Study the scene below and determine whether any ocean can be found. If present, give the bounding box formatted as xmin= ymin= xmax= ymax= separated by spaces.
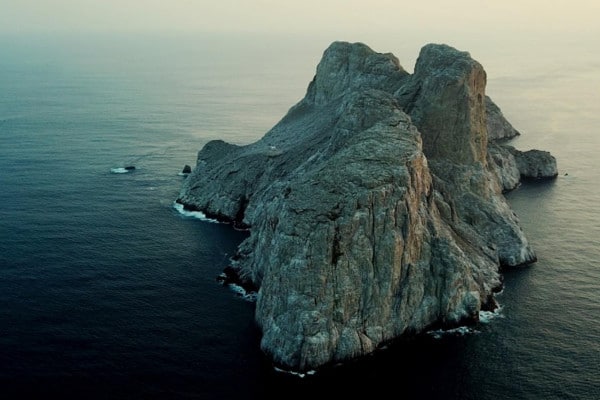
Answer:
xmin=0 ymin=33 xmax=598 ymax=399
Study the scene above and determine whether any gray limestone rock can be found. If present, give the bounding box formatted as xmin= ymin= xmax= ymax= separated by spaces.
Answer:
xmin=178 ymin=41 xmax=555 ymax=371
xmin=486 ymin=144 xmax=558 ymax=191
xmin=394 ymin=43 xmax=535 ymax=267
xmin=488 ymin=143 xmax=522 ymax=192
xmin=486 ymin=96 xmax=521 ymax=141
xmin=396 ymin=44 xmax=488 ymax=164
xmin=512 ymin=148 xmax=558 ymax=180
xmin=306 ymin=41 xmax=410 ymax=106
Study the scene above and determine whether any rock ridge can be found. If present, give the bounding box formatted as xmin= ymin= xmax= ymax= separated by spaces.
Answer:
xmin=177 ymin=41 xmax=557 ymax=371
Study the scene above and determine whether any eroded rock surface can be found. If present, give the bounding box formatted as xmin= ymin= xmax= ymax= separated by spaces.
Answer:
xmin=178 ymin=41 xmax=556 ymax=371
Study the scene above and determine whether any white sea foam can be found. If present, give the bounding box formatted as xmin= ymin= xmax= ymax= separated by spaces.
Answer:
xmin=428 ymin=304 xmax=504 ymax=339
xmin=479 ymin=305 xmax=504 ymax=324
xmin=110 ymin=167 xmax=130 ymax=174
xmin=274 ymin=366 xmax=316 ymax=378
xmin=228 ymin=283 xmax=257 ymax=302
xmin=172 ymin=202 xmax=220 ymax=223
xmin=428 ymin=326 xmax=480 ymax=339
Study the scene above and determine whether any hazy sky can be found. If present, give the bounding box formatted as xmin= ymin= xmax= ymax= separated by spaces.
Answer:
xmin=2 ymin=0 xmax=599 ymax=36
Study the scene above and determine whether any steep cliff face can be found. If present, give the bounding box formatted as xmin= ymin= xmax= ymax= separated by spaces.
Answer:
xmin=178 ymin=42 xmax=556 ymax=371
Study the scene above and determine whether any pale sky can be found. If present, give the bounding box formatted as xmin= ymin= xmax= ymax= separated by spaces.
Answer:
xmin=2 ymin=0 xmax=599 ymax=36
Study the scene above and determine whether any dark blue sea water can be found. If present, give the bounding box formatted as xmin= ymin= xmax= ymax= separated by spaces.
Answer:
xmin=1 ymin=33 xmax=599 ymax=399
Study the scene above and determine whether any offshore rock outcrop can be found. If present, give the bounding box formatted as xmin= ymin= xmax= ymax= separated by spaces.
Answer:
xmin=485 ymin=96 xmax=557 ymax=190
xmin=489 ymin=144 xmax=558 ymax=191
xmin=178 ymin=42 xmax=556 ymax=371
xmin=512 ymin=148 xmax=558 ymax=180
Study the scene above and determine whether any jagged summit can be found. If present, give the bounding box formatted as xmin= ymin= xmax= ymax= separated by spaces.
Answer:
xmin=177 ymin=42 xmax=557 ymax=371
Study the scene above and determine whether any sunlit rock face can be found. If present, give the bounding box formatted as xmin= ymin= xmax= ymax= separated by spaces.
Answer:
xmin=178 ymin=41 xmax=555 ymax=371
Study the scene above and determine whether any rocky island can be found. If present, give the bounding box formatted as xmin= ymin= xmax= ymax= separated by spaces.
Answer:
xmin=177 ymin=42 xmax=557 ymax=371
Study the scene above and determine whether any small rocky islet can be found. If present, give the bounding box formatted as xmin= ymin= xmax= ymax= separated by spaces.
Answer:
xmin=177 ymin=41 xmax=557 ymax=371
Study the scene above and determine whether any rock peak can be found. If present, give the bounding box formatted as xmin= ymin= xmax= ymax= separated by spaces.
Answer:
xmin=397 ymin=43 xmax=488 ymax=164
xmin=305 ymin=41 xmax=409 ymax=106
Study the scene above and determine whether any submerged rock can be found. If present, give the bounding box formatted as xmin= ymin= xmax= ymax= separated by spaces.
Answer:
xmin=178 ymin=41 xmax=555 ymax=371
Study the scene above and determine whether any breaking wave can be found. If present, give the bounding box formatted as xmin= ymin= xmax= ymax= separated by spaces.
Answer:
xmin=110 ymin=167 xmax=131 ymax=174
xmin=226 ymin=282 xmax=257 ymax=302
xmin=427 ymin=326 xmax=480 ymax=340
xmin=172 ymin=202 xmax=219 ymax=223
xmin=428 ymin=305 xmax=505 ymax=339
xmin=273 ymin=366 xmax=317 ymax=378
xmin=479 ymin=305 xmax=504 ymax=324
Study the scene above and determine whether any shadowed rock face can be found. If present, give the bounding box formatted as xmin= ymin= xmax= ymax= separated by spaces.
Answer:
xmin=486 ymin=95 xmax=521 ymax=141
xmin=177 ymin=41 xmax=556 ymax=371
